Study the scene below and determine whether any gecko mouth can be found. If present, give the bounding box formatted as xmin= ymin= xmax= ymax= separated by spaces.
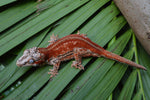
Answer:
xmin=16 ymin=61 xmax=27 ymax=67
xmin=16 ymin=63 xmax=30 ymax=67
xmin=16 ymin=61 xmax=25 ymax=67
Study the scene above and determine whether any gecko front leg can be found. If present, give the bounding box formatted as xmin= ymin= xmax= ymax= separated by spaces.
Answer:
xmin=47 ymin=58 xmax=61 ymax=78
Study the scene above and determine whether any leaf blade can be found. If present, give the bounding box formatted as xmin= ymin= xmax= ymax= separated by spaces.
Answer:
xmin=0 ymin=0 xmax=89 ymax=56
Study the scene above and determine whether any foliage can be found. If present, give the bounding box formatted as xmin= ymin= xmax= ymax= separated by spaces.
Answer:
xmin=0 ymin=0 xmax=150 ymax=100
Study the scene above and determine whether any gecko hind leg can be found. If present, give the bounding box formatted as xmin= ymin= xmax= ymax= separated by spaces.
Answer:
xmin=71 ymin=47 xmax=99 ymax=70
xmin=77 ymin=31 xmax=87 ymax=37
xmin=71 ymin=48 xmax=91 ymax=70
xmin=48 ymin=34 xmax=59 ymax=46
xmin=71 ymin=48 xmax=84 ymax=70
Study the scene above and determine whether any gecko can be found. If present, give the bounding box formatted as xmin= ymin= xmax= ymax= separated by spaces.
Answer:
xmin=16 ymin=31 xmax=146 ymax=78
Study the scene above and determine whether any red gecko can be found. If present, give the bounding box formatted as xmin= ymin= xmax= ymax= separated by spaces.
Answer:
xmin=16 ymin=31 xmax=146 ymax=78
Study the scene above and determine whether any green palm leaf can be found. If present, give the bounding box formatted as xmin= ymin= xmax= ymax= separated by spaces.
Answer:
xmin=0 ymin=0 xmax=149 ymax=100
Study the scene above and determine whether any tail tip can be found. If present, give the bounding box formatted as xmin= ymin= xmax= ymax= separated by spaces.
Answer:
xmin=139 ymin=66 xmax=147 ymax=70
xmin=143 ymin=67 xmax=147 ymax=71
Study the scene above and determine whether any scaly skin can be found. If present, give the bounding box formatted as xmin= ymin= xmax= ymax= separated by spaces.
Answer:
xmin=16 ymin=31 xmax=146 ymax=78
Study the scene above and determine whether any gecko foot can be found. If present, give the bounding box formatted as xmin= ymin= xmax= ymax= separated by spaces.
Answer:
xmin=71 ymin=61 xmax=84 ymax=70
xmin=48 ymin=69 xmax=58 ymax=78
xmin=48 ymin=34 xmax=59 ymax=46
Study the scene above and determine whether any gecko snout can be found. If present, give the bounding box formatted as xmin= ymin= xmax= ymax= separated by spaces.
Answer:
xmin=16 ymin=59 xmax=25 ymax=67
xmin=16 ymin=62 xmax=22 ymax=67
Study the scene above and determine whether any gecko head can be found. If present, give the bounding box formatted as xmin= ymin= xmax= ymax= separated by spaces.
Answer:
xmin=16 ymin=47 xmax=45 ymax=67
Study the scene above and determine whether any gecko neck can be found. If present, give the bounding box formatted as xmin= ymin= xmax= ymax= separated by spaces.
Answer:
xmin=38 ymin=48 xmax=49 ymax=58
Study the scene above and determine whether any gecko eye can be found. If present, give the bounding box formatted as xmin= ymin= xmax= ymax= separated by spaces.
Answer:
xmin=29 ymin=59 xmax=34 ymax=64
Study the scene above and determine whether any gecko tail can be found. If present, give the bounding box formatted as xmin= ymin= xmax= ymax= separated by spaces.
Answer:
xmin=102 ymin=50 xmax=147 ymax=70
